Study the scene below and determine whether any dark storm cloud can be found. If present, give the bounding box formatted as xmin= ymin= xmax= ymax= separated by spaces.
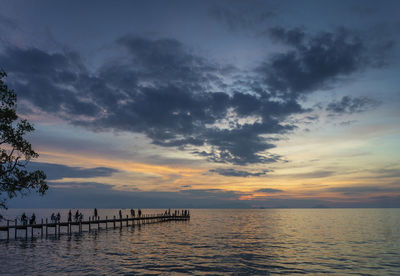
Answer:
xmin=28 ymin=162 xmax=119 ymax=180
xmin=0 ymin=46 xmax=100 ymax=117
xmin=0 ymin=35 xmax=306 ymax=165
xmin=199 ymin=125 xmax=289 ymax=165
xmin=254 ymin=188 xmax=283 ymax=193
xmin=4 ymin=26 xmax=388 ymax=166
xmin=326 ymin=96 xmax=380 ymax=114
xmin=3 ymin=26 xmax=389 ymax=165
xmin=260 ymin=27 xmax=394 ymax=99
xmin=209 ymin=168 xmax=270 ymax=177
xmin=115 ymin=35 xmax=219 ymax=88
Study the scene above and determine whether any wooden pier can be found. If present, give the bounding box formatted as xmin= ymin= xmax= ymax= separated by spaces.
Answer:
xmin=0 ymin=213 xmax=190 ymax=240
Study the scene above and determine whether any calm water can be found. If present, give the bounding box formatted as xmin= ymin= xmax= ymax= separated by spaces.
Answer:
xmin=0 ymin=209 xmax=399 ymax=275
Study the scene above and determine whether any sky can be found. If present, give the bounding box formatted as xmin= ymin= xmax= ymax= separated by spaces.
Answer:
xmin=1 ymin=0 xmax=399 ymax=208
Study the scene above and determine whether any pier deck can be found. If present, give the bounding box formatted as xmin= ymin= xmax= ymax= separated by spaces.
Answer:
xmin=0 ymin=213 xmax=190 ymax=240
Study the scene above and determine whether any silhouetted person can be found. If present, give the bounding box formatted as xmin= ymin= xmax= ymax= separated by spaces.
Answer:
xmin=29 ymin=213 xmax=36 ymax=225
xmin=94 ymin=208 xmax=98 ymax=220
xmin=51 ymin=213 xmax=56 ymax=223
xmin=119 ymin=210 xmax=122 ymax=219
xmin=56 ymin=212 xmax=61 ymax=223
xmin=68 ymin=210 xmax=72 ymax=222
xmin=75 ymin=210 xmax=80 ymax=222
xmin=130 ymin=209 xmax=135 ymax=218
xmin=138 ymin=209 xmax=142 ymax=218
xmin=21 ymin=212 xmax=27 ymax=225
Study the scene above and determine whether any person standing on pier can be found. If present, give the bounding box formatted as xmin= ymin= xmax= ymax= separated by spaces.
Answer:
xmin=119 ymin=209 xmax=122 ymax=219
xmin=29 ymin=213 xmax=36 ymax=225
xmin=130 ymin=209 xmax=135 ymax=218
xmin=68 ymin=210 xmax=72 ymax=222
xmin=138 ymin=209 xmax=142 ymax=218
xmin=94 ymin=208 xmax=98 ymax=220
xmin=56 ymin=212 xmax=61 ymax=223
xmin=75 ymin=210 xmax=80 ymax=222
xmin=21 ymin=212 xmax=27 ymax=225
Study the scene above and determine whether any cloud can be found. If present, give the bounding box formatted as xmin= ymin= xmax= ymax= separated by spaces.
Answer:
xmin=260 ymin=27 xmax=393 ymax=98
xmin=2 ymin=27 xmax=389 ymax=166
xmin=179 ymin=188 xmax=248 ymax=200
xmin=7 ymin=181 xmax=400 ymax=208
xmin=327 ymin=96 xmax=380 ymax=114
xmin=350 ymin=4 xmax=378 ymax=17
xmin=0 ymin=47 xmax=99 ymax=117
xmin=27 ymin=162 xmax=119 ymax=180
xmin=0 ymin=36 xmax=306 ymax=165
xmin=209 ymin=168 xmax=270 ymax=177
xmin=285 ymin=170 xmax=334 ymax=179
xmin=0 ymin=14 xmax=18 ymax=30
xmin=114 ymin=34 xmax=218 ymax=87
xmin=327 ymin=185 xmax=400 ymax=196
xmin=48 ymin=181 xmax=114 ymax=190
xmin=364 ymin=168 xmax=400 ymax=179
xmin=9 ymin=184 xmax=251 ymax=208
xmin=377 ymin=169 xmax=400 ymax=178
xmin=208 ymin=2 xmax=275 ymax=31
xmin=254 ymin=188 xmax=283 ymax=193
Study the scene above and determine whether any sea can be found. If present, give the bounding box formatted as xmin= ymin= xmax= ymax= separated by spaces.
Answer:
xmin=0 ymin=208 xmax=399 ymax=275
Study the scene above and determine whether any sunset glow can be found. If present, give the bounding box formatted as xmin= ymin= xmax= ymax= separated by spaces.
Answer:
xmin=1 ymin=0 xmax=399 ymax=208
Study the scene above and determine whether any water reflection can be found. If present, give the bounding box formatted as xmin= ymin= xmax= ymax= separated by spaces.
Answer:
xmin=0 ymin=209 xmax=399 ymax=275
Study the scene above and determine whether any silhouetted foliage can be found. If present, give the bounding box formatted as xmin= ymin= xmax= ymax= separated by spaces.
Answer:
xmin=0 ymin=70 xmax=47 ymax=209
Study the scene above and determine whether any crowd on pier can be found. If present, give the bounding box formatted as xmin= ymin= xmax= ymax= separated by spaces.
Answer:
xmin=17 ymin=208 xmax=190 ymax=225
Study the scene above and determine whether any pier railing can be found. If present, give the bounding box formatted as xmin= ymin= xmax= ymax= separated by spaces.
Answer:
xmin=0 ymin=213 xmax=190 ymax=240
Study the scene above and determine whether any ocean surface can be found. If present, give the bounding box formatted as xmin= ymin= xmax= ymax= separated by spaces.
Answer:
xmin=0 ymin=208 xmax=399 ymax=275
